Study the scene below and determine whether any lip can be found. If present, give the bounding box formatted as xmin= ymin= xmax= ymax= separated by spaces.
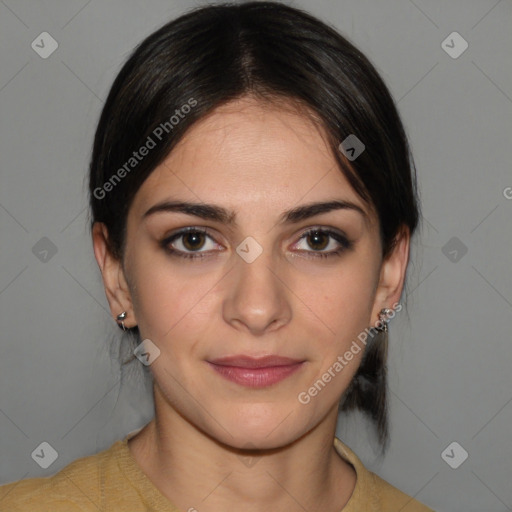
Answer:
xmin=209 ymin=355 xmax=304 ymax=368
xmin=207 ymin=355 xmax=305 ymax=388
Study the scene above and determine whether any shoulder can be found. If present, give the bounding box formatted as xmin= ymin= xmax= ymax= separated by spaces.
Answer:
xmin=333 ymin=438 xmax=435 ymax=512
xmin=0 ymin=439 xmax=125 ymax=512
xmin=369 ymin=472 xmax=435 ymax=512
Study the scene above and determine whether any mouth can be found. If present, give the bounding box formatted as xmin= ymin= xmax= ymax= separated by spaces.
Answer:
xmin=206 ymin=355 xmax=306 ymax=388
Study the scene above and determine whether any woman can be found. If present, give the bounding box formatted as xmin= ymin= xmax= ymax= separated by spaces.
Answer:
xmin=0 ymin=2 xmax=434 ymax=511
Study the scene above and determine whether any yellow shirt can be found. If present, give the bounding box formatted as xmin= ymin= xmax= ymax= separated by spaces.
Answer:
xmin=0 ymin=434 xmax=434 ymax=511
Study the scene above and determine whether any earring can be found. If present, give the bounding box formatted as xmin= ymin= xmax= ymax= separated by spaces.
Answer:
xmin=375 ymin=308 xmax=394 ymax=333
xmin=116 ymin=311 xmax=127 ymax=331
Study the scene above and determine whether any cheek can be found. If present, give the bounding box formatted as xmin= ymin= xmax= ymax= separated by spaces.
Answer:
xmin=127 ymin=250 xmax=220 ymax=344
xmin=293 ymin=266 xmax=377 ymax=400
xmin=295 ymin=257 xmax=378 ymax=343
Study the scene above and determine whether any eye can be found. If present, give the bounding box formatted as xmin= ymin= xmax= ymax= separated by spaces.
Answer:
xmin=160 ymin=226 xmax=352 ymax=261
xmin=292 ymin=228 xmax=352 ymax=258
xmin=160 ymin=227 xmax=223 ymax=259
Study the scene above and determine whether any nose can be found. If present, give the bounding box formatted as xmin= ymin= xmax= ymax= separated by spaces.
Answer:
xmin=222 ymin=247 xmax=292 ymax=336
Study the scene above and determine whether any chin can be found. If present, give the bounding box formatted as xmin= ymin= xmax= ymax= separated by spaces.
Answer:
xmin=212 ymin=405 xmax=304 ymax=449
xmin=225 ymin=431 xmax=300 ymax=452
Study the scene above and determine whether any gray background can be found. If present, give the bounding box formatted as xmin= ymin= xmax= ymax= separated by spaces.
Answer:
xmin=0 ymin=1 xmax=511 ymax=511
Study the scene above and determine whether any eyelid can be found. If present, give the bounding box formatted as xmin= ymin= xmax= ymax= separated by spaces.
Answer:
xmin=290 ymin=226 xmax=352 ymax=252
xmin=160 ymin=226 xmax=224 ymax=256
xmin=296 ymin=225 xmax=349 ymax=240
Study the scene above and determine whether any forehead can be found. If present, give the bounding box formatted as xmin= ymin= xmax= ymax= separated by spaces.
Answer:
xmin=130 ymin=97 xmax=373 ymax=224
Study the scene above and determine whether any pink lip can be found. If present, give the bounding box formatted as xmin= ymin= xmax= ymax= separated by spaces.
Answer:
xmin=207 ymin=355 xmax=305 ymax=388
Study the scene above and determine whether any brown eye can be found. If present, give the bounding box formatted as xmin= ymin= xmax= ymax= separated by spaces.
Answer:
xmin=306 ymin=230 xmax=329 ymax=251
xmin=182 ymin=231 xmax=206 ymax=251
xmin=161 ymin=227 xmax=223 ymax=259
xmin=292 ymin=228 xmax=352 ymax=258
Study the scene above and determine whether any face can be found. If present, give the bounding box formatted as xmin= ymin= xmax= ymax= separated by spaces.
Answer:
xmin=94 ymin=96 xmax=408 ymax=449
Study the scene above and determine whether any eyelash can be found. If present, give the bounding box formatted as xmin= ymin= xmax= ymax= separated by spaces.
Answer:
xmin=160 ymin=226 xmax=353 ymax=260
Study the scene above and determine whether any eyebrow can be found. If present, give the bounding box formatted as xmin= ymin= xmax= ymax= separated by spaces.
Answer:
xmin=142 ymin=199 xmax=367 ymax=225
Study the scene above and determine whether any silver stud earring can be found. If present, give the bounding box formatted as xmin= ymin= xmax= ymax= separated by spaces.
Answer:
xmin=116 ymin=311 xmax=127 ymax=331
xmin=375 ymin=308 xmax=394 ymax=333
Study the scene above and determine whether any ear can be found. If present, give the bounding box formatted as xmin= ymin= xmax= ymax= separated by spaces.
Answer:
xmin=92 ymin=222 xmax=136 ymax=328
xmin=371 ymin=225 xmax=410 ymax=323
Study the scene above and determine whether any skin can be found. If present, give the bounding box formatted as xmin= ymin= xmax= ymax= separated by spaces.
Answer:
xmin=92 ymin=96 xmax=410 ymax=512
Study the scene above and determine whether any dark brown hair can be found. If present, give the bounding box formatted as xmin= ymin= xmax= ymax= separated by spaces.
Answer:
xmin=88 ymin=1 xmax=420 ymax=451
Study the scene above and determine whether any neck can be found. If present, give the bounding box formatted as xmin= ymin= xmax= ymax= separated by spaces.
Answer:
xmin=128 ymin=387 xmax=356 ymax=512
